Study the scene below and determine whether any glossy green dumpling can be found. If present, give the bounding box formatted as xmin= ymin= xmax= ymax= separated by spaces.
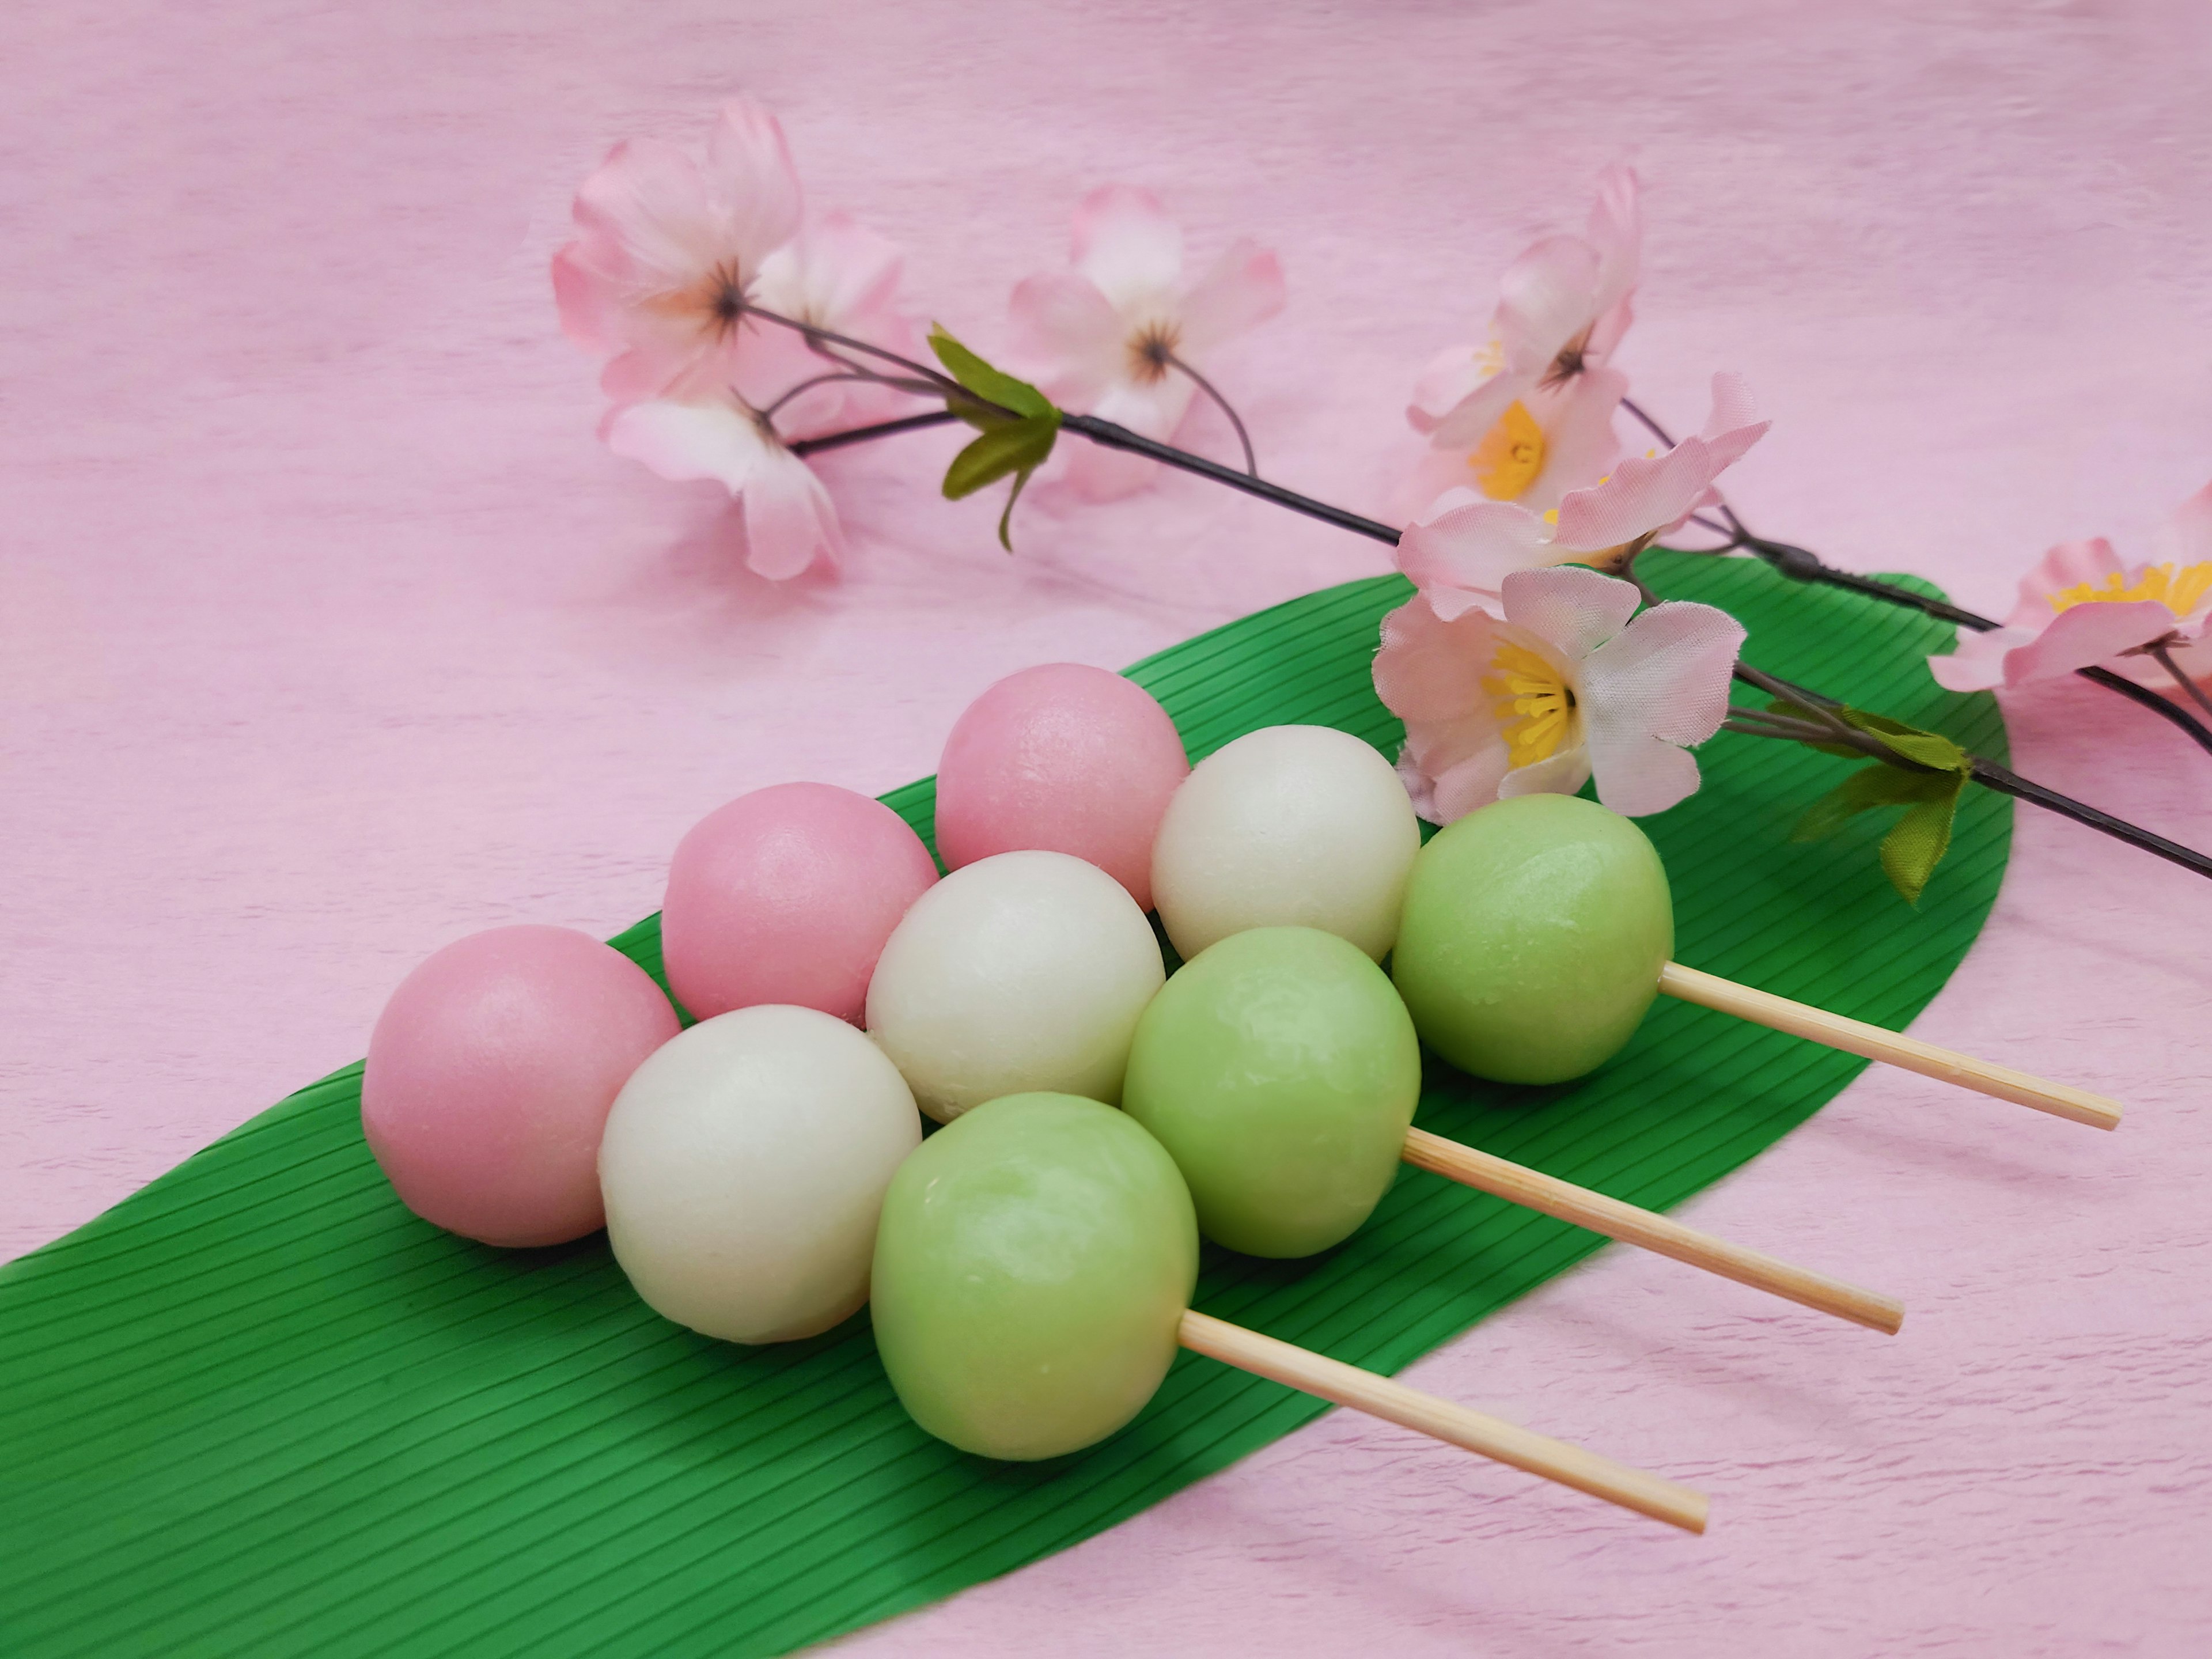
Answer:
xmin=869 ymin=1092 xmax=1199 ymax=1461
xmin=1392 ymin=794 xmax=1673 ymax=1085
xmin=1122 ymin=927 xmax=1421 ymax=1257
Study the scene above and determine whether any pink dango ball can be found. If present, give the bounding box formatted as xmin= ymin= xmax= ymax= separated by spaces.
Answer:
xmin=661 ymin=782 xmax=940 ymax=1025
xmin=362 ymin=925 xmax=681 ymax=1247
xmin=934 ymin=663 xmax=1190 ymax=911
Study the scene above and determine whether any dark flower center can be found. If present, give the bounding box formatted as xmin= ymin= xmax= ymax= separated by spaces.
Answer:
xmin=1127 ymin=320 xmax=1181 ymax=385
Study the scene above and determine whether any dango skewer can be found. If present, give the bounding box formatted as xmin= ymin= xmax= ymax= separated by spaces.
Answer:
xmin=1148 ymin=726 xmax=2120 ymax=1131
xmin=1388 ymin=794 xmax=2123 ymax=1132
xmin=871 ymin=1092 xmax=1710 ymax=1532
xmin=1651 ymin=962 xmax=2119 ymax=1129
xmin=1124 ymin=925 xmax=1904 ymax=1334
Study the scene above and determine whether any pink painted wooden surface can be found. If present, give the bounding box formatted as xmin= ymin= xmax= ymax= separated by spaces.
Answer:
xmin=4 ymin=3 xmax=2210 ymax=1653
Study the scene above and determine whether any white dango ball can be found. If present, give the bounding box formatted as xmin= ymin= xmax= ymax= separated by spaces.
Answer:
xmin=865 ymin=850 xmax=1165 ymax=1123
xmin=599 ymin=1004 xmax=921 ymax=1344
xmin=1151 ymin=724 xmax=1422 ymax=963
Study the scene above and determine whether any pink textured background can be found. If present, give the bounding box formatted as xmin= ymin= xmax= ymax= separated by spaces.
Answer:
xmin=5 ymin=3 xmax=2210 ymax=1653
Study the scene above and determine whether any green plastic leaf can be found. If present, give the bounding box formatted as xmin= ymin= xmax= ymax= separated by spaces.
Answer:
xmin=1789 ymin=763 xmax=1942 ymax=842
xmin=1761 ymin=699 xmax=1970 ymax=771
xmin=941 ymin=416 xmax=1057 ymax=501
xmin=1790 ymin=760 xmax=1970 ymax=903
xmin=925 ymin=327 xmax=1062 ymax=549
xmin=1881 ymin=772 xmax=1970 ymax=904
xmin=0 ymin=554 xmax=2010 ymax=1659
xmin=940 ymin=414 xmax=1059 ymax=551
xmin=927 ymin=325 xmax=1054 ymax=421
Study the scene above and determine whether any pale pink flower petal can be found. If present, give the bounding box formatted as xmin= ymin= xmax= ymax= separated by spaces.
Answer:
xmin=1577 ymin=598 xmax=1747 ymax=816
xmin=1007 ymin=270 xmax=1125 ymax=404
xmin=2161 ymin=480 xmax=2212 ymax=569
xmin=1374 ymin=601 xmax=1523 ymax=824
xmin=703 ymin=100 xmax=804 ymax=264
xmin=1430 ymin=749 xmax=1516 ymax=823
xmin=739 ymin=447 xmax=843 ymax=580
xmin=1933 ymin=480 xmax=2212 ymax=691
xmin=1071 ymin=184 xmax=1185 ymax=304
xmin=1016 ymin=186 xmax=1281 ymax=500
xmin=752 ymin=211 xmax=903 ymax=339
xmin=1179 ymin=240 xmax=1287 ymax=353
xmin=2005 ymin=537 xmax=2125 ymax=630
xmin=605 ymin=399 xmax=767 ymax=490
xmin=1407 ymin=344 xmax=1512 ymax=438
xmin=1421 ymin=366 xmax=1524 ymax=450
xmin=1494 ymin=235 xmax=1603 ymax=380
xmin=1377 ymin=563 xmax=1738 ymax=823
xmin=1406 ymin=367 xmax=1623 ymax=515
xmin=1412 ymin=164 xmax=1643 ymax=453
xmin=553 ymin=99 xmax=806 ymax=410
xmin=604 ymin=400 xmax=839 ymax=580
xmin=1373 ymin=593 xmax=1495 ymax=721
xmin=569 ymin=138 xmax=718 ymax=294
xmin=1395 ymin=751 xmax=1443 ymax=821
xmin=1396 ymin=493 xmax=1556 ymax=620
xmin=743 ymin=211 xmax=916 ymax=437
xmin=551 ymin=240 xmax=631 ymax=357
xmin=1930 ymin=601 xmax=2179 ymax=692
xmin=1494 ymin=747 xmax=1593 ymax=803
xmin=1499 ymin=564 xmax=1641 ymax=660
xmin=1517 ymin=367 xmax=1628 ymax=515
xmin=1583 ymin=163 xmax=1642 ymax=359
xmin=1551 ymin=373 xmax=1768 ymax=552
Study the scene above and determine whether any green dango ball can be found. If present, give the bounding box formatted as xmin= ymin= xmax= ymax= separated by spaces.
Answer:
xmin=1122 ymin=927 xmax=1421 ymax=1258
xmin=870 ymin=1092 xmax=1199 ymax=1461
xmin=1392 ymin=794 xmax=1674 ymax=1085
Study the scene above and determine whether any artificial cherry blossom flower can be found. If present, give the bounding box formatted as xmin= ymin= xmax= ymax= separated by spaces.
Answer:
xmin=1009 ymin=185 xmax=1285 ymax=498
xmin=1930 ymin=482 xmax=2212 ymax=694
xmin=1397 ymin=373 xmax=1770 ymax=621
xmin=1395 ymin=367 xmax=1628 ymax=522
xmin=738 ymin=210 xmax=918 ymax=438
xmin=553 ymin=99 xmax=804 ymax=406
xmin=1374 ymin=564 xmax=1745 ymax=821
xmin=1402 ymin=165 xmax=1640 ymax=517
xmin=604 ymin=398 xmax=842 ymax=581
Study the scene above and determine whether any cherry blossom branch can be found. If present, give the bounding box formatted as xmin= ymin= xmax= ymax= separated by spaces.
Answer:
xmin=1059 ymin=413 xmax=1403 ymax=543
xmin=758 ymin=371 xmax=890 ymax=421
xmin=774 ymin=369 xmax=2212 ymax=885
xmin=1165 ymin=353 xmax=1259 ymax=478
xmin=1965 ymin=757 xmax=2212 ymax=878
xmin=1718 ymin=712 xmax=2212 ymax=880
xmin=789 ymin=410 xmax=961 ymax=456
xmin=1618 ymin=395 xmax=2212 ymax=757
xmin=2146 ymin=640 xmax=2212 ymax=723
xmin=740 ymin=305 xmax=968 ymax=399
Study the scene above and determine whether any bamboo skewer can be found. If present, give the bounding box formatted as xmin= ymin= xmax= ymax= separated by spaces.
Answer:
xmin=1657 ymin=963 xmax=2123 ymax=1131
xmin=1177 ymin=1309 xmax=1709 ymax=1532
xmin=1400 ymin=1128 xmax=1904 ymax=1334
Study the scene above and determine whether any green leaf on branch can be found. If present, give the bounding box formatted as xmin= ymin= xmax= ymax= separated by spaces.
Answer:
xmin=928 ymin=325 xmax=1056 ymax=422
xmin=927 ymin=325 xmax=1062 ymax=550
xmin=1790 ymin=756 xmax=1972 ymax=905
xmin=942 ymin=416 xmax=1059 ymax=550
xmin=1834 ymin=708 xmax=1968 ymax=772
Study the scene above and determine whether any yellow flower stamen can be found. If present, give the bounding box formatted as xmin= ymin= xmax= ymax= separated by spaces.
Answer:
xmin=1482 ymin=640 xmax=1578 ymax=768
xmin=2047 ymin=561 xmax=2212 ymax=620
xmin=1469 ymin=400 xmax=1547 ymax=501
